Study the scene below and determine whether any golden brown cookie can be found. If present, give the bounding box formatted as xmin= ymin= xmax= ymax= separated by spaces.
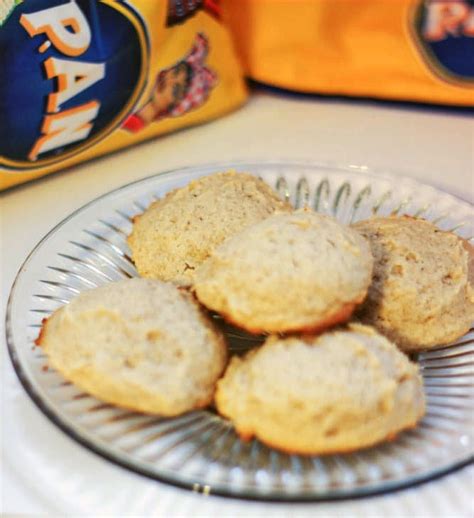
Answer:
xmin=37 ymin=278 xmax=227 ymax=415
xmin=127 ymin=171 xmax=291 ymax=286
xmin=194 ymin=209 xmax=373 ymax=334
xmin=353 ymin=216 xmax=474 ymax=351
xmin=215 ymin=324 xmax=425 ymax=455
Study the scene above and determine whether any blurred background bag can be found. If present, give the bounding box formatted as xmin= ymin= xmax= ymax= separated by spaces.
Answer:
xmin=0 ymin=0 xmax=247 ymax=190
xmin=226 ymin=0 xmax=474 ymax=106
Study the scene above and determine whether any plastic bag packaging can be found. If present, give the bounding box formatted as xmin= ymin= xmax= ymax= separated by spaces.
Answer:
xmin=0 ymin=0 xmax=247 ymax=190
xmin=226 ymin=0 xmax=474 ymax=106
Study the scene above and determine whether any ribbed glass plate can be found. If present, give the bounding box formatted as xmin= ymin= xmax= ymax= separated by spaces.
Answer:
xmin=6 ymin=162 xmax=474 ymax=500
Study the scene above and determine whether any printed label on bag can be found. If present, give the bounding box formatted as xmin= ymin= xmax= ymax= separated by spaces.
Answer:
xmin=0 ymin=0 xmax=149 ymax=170
xmin=413 ymin=0 xmax=474 ymax=84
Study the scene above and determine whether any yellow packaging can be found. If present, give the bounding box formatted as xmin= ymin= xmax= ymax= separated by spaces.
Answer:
xmin=0 ymin=1 xmax=247 ymax=190
xmin=226 ymin=0 xmax=474 ymax=106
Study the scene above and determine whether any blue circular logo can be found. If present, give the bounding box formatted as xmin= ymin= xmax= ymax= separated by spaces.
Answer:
xmin=0 ymin=0 xmax=149 ymax=169
xmin=413 ymin=0 xmax=474 ymax=84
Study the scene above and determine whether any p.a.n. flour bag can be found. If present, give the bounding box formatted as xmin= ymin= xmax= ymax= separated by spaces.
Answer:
xmin=226 ymin=0 xmax=473 ymax=107
xmin=0 ymin=0 xmax=247 ymax=190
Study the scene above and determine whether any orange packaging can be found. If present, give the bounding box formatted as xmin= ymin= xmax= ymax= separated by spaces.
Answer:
xmin=0 ymin=1 xmax=247 ymax=190
xmin=226 ymin=0 xmax=474 ymax=106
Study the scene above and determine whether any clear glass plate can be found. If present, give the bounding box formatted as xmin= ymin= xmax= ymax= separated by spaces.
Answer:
xmin=6 ymin=162 xmax=474 ymax=500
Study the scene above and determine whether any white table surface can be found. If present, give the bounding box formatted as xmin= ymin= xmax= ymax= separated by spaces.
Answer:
xmin=1 ymin=88 xmax=473 ymax=516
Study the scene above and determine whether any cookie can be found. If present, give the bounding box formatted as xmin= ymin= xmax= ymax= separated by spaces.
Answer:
xmin=36 ymin=278 xmax=227 ymax=415
xmin=353 ymin=216 xmax=474 ymax=351
xmin=215 ymin=324 xmax=425 ymax=455
xmin=194 ymin=209 xmax=373 ymax=334
xmin=127 ymin=171 xmax=291 ymax=286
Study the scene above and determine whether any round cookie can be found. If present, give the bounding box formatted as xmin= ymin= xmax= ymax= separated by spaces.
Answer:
xmin=127 ymin=171 xmax=291 ymax=286
xmin=353 ymin=216 xmax=474 ymax=351
xmin=194 ymin=209 xmax=373 ymax=334
xmin=215 ymin=324 xmax=425 ymax=455
xmin=36 ymin=278 xmax=227 ymax=415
